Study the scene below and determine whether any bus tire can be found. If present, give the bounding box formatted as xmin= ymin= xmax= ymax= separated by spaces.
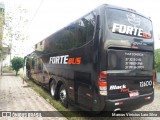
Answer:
xmin=59 ymin=84 xmax=68 ymax=108
xmin=50 ymin=80 xmax=58 ymax=99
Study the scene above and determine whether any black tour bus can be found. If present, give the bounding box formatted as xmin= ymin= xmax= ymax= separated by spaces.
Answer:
xmin=25 ymin=4 xmax=154 ymax=112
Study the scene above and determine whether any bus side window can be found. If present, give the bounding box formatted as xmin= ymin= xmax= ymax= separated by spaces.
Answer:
xmin=77 ymin=13 xmax=96 ymax=46
xmin=59 ymin=12 xmax=96 ymax=51
xmin=45 ymin=13 xmax=96 ymax=52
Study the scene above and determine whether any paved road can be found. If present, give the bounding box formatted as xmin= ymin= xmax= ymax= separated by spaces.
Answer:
xmin=0 ymin=73 xmax=67 ymax=120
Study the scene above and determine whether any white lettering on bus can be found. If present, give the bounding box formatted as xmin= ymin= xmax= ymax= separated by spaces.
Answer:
xmin=49 ymin=55 xmax=69 ymax=64
xmin=49 ymin=55 xmax=81 ymax=65
xmin=125 ymin=52 xmax=143 ymax=56
xmin=64 ymin=55 xmax=69 ymax=64
xmin=112 ymin=23 xmax=143 ymax=37
xmin=109 ymin=84 xmax=126 ymax=90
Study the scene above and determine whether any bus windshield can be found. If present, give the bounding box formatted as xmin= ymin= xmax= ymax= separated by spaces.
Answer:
xmin=107 ymin=8 xmax=153 ymax=39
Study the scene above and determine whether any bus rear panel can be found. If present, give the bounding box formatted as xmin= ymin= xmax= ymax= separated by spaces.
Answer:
xmin=98 ymin=6 xmax=154 ymax=111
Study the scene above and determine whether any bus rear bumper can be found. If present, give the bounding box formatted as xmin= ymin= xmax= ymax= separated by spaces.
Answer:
xmin=105 ymin=92 xmax=154 ymax=111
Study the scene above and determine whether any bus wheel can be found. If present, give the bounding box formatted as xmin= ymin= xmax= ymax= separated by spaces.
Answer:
xmin=59 ymin=84 xmax=68 ymax=108
xmin=50 ymin=81 xmax=57 ymax=99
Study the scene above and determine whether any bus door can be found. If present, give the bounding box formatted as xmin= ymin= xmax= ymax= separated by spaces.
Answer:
xmin=33 ymin=58 xmax=43 ymax=83
xmin=74 ymin=71 xmax=93 ymax=109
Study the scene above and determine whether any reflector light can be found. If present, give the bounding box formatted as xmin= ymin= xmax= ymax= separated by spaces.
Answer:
xmin=99 ymin=86 xmax=107 ymax=90
xmin=145 ymin=96 xmax=151 ymax=100
xmin=99 ymin=91 xmax=107 ymax=95
xmin=98 ymin=81 xmax=107 ymax=86
xmin=119 ymin=102 xmax=124 ymax=105
xmin=115 ymin=102 xmax=124 ymax=105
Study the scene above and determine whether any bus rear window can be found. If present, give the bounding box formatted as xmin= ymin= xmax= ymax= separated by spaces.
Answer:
xmin=107 ymin=8 xmax=153 ymax=39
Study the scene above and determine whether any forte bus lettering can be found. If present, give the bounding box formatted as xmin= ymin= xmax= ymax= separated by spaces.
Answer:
xmin=112 ymin=23 xmax=151 ymax=38
xmin=49 ymin=55 xmax=81 ymax=64
xmin=68 ymin=57 xmax=81 ymax=64
xmin=49 ymin=55 xmax=69 ymax=64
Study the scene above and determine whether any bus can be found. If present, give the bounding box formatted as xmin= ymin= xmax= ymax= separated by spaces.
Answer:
xmin=25 ymin=4 xmax=154 ymax=112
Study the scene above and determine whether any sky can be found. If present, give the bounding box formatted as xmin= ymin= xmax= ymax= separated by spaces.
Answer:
xmin=1 ymin=0 xmax=160 ymax=61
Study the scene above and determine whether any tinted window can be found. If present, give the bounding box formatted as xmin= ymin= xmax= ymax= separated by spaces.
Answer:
xmin=77 ymin=13 xmax=96 ymax=46
xmin=44 ymin=12 xmax=96 ymax=52
xmin=108 ymin=50 xmax=153 ymax=71
xmin=107 ymin=8 xmax=153 ymax=39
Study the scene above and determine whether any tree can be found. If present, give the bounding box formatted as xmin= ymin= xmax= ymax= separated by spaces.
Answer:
xmin=155 ymin=49 xmax=160 ymax=72
xmin=3 ymin=5 xmax=28 ymax=60
xmin=4 ymin=6 xmax=28 ymax=42
xmin=11 ymin=57 xmax=24 ymax=75
xmin=0 ymin=3 xmax=5 ymax=59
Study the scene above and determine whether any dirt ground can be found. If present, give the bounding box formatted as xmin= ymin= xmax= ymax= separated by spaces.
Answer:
xmin=0 ymin=73 xmax=67 ymax=120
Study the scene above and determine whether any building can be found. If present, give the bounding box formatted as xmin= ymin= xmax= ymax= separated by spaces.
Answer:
xmin=35 ymin=40 xmax=45 ymax=52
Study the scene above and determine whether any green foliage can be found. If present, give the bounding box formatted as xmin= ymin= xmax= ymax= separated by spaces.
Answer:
xmin=0 ymin=46 xmax=8 ymax=60
xmin=0 ymin=3 xmax=5 ymax=55
xmin=11 ymin=57 xmax=24 ymax=75
xmin=155 ymin=49 xmax=160 ymax=72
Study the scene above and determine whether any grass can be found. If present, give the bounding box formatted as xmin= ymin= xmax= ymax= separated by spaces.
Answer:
xmin=2 ymin=66 xmax=14 ymax=73
xmin=22 ymin=77 xmax=92 ymax=120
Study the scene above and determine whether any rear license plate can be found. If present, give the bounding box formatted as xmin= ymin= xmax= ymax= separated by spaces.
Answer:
xmin=129 ymin=91 xmax=139 ymax=97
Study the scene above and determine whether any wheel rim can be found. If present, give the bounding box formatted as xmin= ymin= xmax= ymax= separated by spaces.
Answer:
xmin=60 ymin=89 xmax=66 ymax=102
xmin=50 ymin=84 xmax=55 ymax=96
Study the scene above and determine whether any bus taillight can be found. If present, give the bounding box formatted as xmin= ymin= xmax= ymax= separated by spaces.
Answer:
xmin=98 ymin=71 xmax=107 ymax=95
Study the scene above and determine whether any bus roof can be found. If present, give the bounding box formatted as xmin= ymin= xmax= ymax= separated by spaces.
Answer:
xmin=34 ymin=4 xmax=151 ymax=46
xmin=103 ymin=4 xmax=151 ymax=20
